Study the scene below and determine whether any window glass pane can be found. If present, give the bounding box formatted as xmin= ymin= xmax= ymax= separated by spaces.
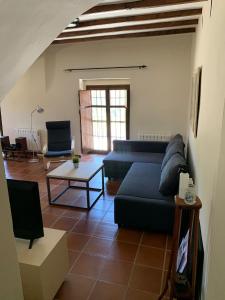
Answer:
xmin=92 ymin=107 xmax=106 ymax=121
xmin=93 ymin=136 xmax=107 ymax=151
xmin=91 ymin=90 xmax=97 ymax=98
xmin=100 ymin=90 xmax=105 ymax=98
xmin=110 ymin=89 xmax=127 ymax=106
xmin=110 ymin=108 xmax=126 ymax=122
xmin=111 ymin=121 xmax=126 ymax=149
xmin=91 ymin=90 xmax=106 ymax=106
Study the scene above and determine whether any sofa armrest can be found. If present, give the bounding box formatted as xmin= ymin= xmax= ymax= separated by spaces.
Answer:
xmin=113 ymin=140 xmax=168 ymax=153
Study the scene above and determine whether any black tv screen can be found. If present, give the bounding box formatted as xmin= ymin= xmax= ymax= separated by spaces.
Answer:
xmin=7 ymin=179 xmax=44 ymax=248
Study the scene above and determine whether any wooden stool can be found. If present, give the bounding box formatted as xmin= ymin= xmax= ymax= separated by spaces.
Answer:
xmin=159 ymin=196 xmax=202 ymax=300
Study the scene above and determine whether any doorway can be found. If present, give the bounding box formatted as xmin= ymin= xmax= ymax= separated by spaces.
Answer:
xmin=79 ymin=85 xmax=130 ymax=153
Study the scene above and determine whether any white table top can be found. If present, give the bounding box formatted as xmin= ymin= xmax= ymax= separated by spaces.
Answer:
xmin=16 ymin=228 xmax=66 ymax=266
xmin=46 ymin=160 xmax=104 ymax=181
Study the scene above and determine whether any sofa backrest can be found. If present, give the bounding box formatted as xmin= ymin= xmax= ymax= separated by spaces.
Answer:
xmin=113 ymin=140 xmax=168 ymax=153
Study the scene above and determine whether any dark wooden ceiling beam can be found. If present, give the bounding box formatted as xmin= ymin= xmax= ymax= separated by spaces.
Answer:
xmin=60 ymin=19 xmax=198 ymax=38
xmin=53 ymin=28 xmax=195 ymax=44
xmin=84 ymin=0 xmax=206 ymax=14
xmin=66 ymin=8 xmax=202 ymax=29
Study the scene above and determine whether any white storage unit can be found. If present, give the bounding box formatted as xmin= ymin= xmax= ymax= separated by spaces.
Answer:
xmin=16 ymin=228 xmax=68 ymax=300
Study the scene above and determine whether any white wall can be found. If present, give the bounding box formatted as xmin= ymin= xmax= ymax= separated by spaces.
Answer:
xmin=188 ymin=1 xmax=225 ymax=299
xmin=2 ymin=34 xmax=193 ymax=153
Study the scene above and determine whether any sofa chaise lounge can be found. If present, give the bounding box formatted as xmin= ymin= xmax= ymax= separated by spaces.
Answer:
xmin=103 ymin=135 xmax=187 ymax=234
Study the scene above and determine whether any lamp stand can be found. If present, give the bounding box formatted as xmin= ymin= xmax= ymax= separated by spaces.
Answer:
xmin=28 ymin=109 xmax=39 ymax=163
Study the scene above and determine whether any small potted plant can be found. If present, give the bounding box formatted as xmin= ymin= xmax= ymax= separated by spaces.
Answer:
xmin=72 ymin=155 xmax=80 ymax=168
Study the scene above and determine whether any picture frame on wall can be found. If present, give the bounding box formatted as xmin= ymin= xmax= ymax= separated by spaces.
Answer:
xmin=191 ymin=67 xmax=202 ymax=138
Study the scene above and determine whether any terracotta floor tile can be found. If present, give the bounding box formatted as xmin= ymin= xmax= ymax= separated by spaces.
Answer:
xmin=40 ymin=200 xmax=48 ymax=210
xmin=125 ymin=288 xmax=158 ymax=300
xmin=142 ymin=232 xmax=167 ymax=249
xmin=71 ymin=253 xmax=105 ymax=279
xmin=63 ymin=209 xmax=86 ymax=219
xmin=94 ymin=222 xmax=118 ymax=239
xmin=116 ymin=228 xmax=143 ymax=244
xmin=166 ymin=236 xmax=173 ymax=250
xmin=73 ymin=219 xmax=100 ymax=235
xmin=102 ymin=211 xmax=115 ymax=224
xmin=43 ymin=206 xmax=66 ymax=217
xmin=52 ymin=190 xmax=84 ymax=207
xmin=161 ymin=271 xmax=170 ymax=297
xmin=108 ymin=203 xmax=115 ymax=212
xmin=99 ymin=259 xmax=132 ymax=285
xmin=55 ymin=273 xmax=95 ymax=300
xmin=51 ymin=216 xmax=78 ymax=231
xmin=165 ymin=251 xmax=171 ymax=271
xmin=109 ymin=240 xmax=138 ymax=262
xmin=67 ymin=232 xmax=90 ymax=251
xmin=42 ymin=212 xmax=58 ymax=227
xmin=136 ymin=246 xmax=165 ymax=269
xmin=92 ymin=199 xmax=112 ymax=211
xmin=106 ymin=180 xmax=121 ymax=195
xmin=130 ymin=265 xmax=162 ymax=294
xmin=68 ymin=250 xmax=80 ymax=268
xmin=89 ymin=281 xmax=126 ymax=300
xmin=84 ymin=237 xmax=113 ymax=257
xmin=81 ymin=208 xmax=106 ymax=221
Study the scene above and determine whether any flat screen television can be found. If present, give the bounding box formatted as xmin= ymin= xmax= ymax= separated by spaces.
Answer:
xmin=7 ymin=179 xmax=44 ymax=249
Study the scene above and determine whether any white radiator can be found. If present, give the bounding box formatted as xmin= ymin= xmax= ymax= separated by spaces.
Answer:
xmin=138 ymin=132 xmax=171 ymax=142
xmin=15 ymin=128 xmax=42 ymax=151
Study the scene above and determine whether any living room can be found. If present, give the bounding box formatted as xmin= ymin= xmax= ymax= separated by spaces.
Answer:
xmin=0 ymin=1 xmax=225 ymax=300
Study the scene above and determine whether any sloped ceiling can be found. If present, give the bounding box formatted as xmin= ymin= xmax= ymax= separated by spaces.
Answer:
xmin=0 ymin=0 xmax=101 ymax=102
xmin=54 ymin=0 xmax=207 ymax=44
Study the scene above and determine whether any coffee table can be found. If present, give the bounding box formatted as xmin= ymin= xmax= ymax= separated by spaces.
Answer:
xmin=46 ymin=160 xmax=104 ymax=210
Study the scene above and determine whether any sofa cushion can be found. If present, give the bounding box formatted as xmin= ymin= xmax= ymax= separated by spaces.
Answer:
xmin=104 ymin=151 xmax=164 ymax=164
xmin=161 ymin=141 xmax=185 ymax=170
xmin=103 ymin=151 xmax=164 ymax=178
xmin=117 ymin=162 xmax=173 ymax=201
xmin=159 ymin=153 xmax=187 ymax=196
xmin=166 ymin=134 xmax=183 ymax=152
xmin=44 ymin=150 xmax=72 ymax=157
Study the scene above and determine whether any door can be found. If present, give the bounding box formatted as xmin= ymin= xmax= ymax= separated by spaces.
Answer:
xmin=83 ymin=85 xmax=130 ymax=153
xmin=79 ymin=90 xmax=93 ymax=153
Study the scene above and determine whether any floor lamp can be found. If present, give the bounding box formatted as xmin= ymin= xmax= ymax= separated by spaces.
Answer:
xmin=29 ymin=105 xmax=44 ymax=163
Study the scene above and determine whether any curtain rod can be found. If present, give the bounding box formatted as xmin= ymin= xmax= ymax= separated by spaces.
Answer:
xmin=64 ymin=65 xmax=147 ymax=72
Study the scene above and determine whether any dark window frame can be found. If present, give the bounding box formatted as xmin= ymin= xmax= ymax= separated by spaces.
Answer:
xmin=86 ymin=85 xmax=130 ymax=153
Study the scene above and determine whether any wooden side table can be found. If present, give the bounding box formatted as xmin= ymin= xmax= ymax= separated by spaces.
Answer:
xmin=159 ymin=196 xmax=202 ymax=300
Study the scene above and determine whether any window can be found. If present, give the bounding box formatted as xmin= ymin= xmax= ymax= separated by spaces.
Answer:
xmin=79 ymin=85 xmax=130 ymax=153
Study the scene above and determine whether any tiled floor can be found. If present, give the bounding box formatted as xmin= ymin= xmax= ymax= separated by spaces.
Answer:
xmin=4 ymin=155 xmax=171 ymax=300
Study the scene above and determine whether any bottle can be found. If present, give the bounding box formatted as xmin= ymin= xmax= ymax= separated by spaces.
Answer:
xmin=179 ymin=172 xmax=189 ymax=199
xmin=184 ymin=178 xmax=196 ymax=205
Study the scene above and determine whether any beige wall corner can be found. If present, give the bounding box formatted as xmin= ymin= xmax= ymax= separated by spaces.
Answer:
xmin=188 ymin=1 xmax=225 ymax=299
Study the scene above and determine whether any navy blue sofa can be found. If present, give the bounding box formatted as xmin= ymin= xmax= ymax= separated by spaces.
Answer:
xmin=103 ymin=135 xmax=187 ymax=234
